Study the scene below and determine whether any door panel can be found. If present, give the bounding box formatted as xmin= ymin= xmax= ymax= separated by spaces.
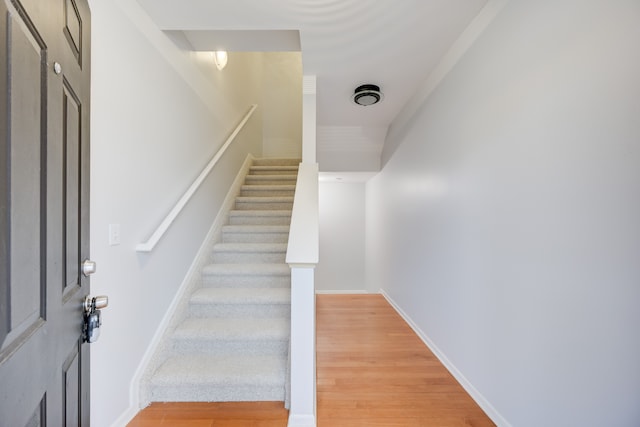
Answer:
xmin=5 ymin=4 xmax=45 ymax=344
xmin=1 ymin=0 xmax=91 ymax=425
xmin=63 ymin=342 xmax=81 ymax=427
xmin=64 ymin=0 xmax=82 ymax=64
xmin=64 ymin=80 xmax=82 ymax=295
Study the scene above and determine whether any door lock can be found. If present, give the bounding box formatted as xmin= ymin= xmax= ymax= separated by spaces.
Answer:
xmin=82 ymin=259 xmax=97 ymax=276
xmin=83 ymin=295 xmax=108 ymax=343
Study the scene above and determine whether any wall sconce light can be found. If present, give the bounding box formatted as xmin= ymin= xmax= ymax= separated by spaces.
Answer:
xmin=213 ymin=51 xmax=228 ymax=71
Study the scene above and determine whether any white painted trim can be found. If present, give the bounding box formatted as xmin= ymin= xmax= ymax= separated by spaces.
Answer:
xmin=288 ymin=414 xmax=316 ymax=427
xmin=288 ymin=267 xmax=317 ymax=427
xmin=124 ymin=155 xmax=255 ymax=416
xmin=109 ymin=406 xmax=138 ymax=427
xmin=387 ymin=0 xmax=509 ymax=143
xmin=380 ymin=290 xmax=512 ymax=427
xmin=302 ymin=75 xmax=317 ymax=95
xmin=286 ymin=162 xmax=319 ymax=266
xmin=136 ymin=105 xmax=257 ymax=252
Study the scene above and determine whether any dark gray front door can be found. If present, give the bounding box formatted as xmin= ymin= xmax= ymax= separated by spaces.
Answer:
xmin=0 ymin=0 xmax=91 ymax=425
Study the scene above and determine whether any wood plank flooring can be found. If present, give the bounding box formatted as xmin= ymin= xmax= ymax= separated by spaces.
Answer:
xmin=128 ymin=294 xmax=494 ymax=427
xmin=126 ymin=401 xmax=288 ymax=427
xmin=316 ymin=294 xmax=494 ymax=427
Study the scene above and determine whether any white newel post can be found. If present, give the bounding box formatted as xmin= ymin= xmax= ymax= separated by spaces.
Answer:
xmin=287 ymin=75 xmax=318 ymax=427
xmin=288 ymin=266 xmax=316 ymax=427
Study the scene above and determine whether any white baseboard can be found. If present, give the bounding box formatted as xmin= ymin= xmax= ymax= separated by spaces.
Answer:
xmin=380 ymin=289 xmax=511 ymax=427
xmin=109 ymin=406 xmax=139 ymax=427
xmin=287 ymin=414 xmax=316 ymax=427
xmin=124 ymin=154 xmax=255 ymax=415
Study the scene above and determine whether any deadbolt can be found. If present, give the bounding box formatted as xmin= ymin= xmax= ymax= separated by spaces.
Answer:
xmin=82 ymin=259 xmax=97 ymax=276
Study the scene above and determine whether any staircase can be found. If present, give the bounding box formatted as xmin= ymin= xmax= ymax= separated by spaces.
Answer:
xmin=144 ymin=158 xmax=299 ymax=403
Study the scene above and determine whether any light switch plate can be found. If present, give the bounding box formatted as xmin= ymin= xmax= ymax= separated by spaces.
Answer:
xmin=109 ymin=224 xmax=121 ymax=246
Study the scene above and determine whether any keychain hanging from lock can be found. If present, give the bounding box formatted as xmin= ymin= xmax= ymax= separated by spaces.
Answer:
xmin=83 ymin=295 xmax=108 ymax=343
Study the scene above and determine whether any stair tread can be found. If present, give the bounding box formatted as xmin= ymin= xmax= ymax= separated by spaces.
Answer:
xmin=245 ymin=175 xmax=297 ymax=180
xmin=251 ymin=158 xmax=300 ymax=166
xmin=191 ymin=287 xmax=291 ymax=305
xmin=202 ymin=263 xmax=291 ymax=276
xmin=229 ymin=209 xmax=292 ymax=217
xmin=241 ymin=185 xmax=296 ymax=190
xmin=236 ymin=196 xmax=294 ymax=202
xmin=250 ymin=165 xmax=298 ymax=170
xmin=151 ymin=354 xmax=286 ymax=386
xmin=222 ymin=225 xmax=290 ymax=233
xmin=174 ymin=317 xmax=289 ymax=341
xmin=213 ymin=243 xmax=287 ymax=253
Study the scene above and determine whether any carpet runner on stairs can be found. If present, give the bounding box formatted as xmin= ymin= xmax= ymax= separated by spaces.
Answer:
xmin=144 ymin=158 xmax=299 ymax=403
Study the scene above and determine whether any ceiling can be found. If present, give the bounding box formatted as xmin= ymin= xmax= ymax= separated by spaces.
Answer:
xmin=135 ymin=0 xmax=489 ymax=173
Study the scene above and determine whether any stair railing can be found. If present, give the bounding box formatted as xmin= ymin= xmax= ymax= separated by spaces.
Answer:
xmin=285 ymin=75 xmax=319 ymax=427
xmin=286 ymin=161 xmax=319 ymax=427
xmin=136 ymin=104 xmax=258 ymax=253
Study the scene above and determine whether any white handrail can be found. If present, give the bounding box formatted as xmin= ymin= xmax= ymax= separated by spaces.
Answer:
xmin=285 ymin=162 xmax=319 ymax=267
xmin=136 ymin=104 xmax=257 ymax=253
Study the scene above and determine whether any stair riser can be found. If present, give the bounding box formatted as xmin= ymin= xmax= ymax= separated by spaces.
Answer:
xmin=148 ymin=385 xmax=285 ymax=403
xmin=248 ymin=169 xmax=298 ymax=176
xmin=228 ymin=215 xmax=291 ymax=225
xmin=252 ymin=158 xmax=300 ymax=167
xmin=240 ymin=189 xmax=295 ymax=197
xmin=212 ymin=251 xmax=286 ymax=263
xmin=202 ymin=275 xmax=291 ymax=288
xmin=188 ymin=303 xmax=291 ymax=319
xmin=235 ymin=201 xmax=294 ymax=210
xmin=222 ymin=231 xmax=289 ymax=244
xmin=245 ymin=177 xmax=297 ymax=185
xmin=171 ymin=339 xmax=289 ymax=357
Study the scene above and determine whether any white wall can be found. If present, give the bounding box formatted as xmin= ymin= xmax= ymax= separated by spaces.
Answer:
xmin=88 ymin=1 xmax=263 ymax=426
xmin=368 ymin=1 xmax=640 ymax=426
xmin=192 ymin=51 xmax=303 ymax=159
xmin=316 ymin=180 xmax=367 ymax=292
xmin=262 ymin=52 xmax=302 ymax=158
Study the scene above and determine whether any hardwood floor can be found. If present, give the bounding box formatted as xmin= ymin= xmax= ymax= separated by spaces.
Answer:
xmin=128 ymin=294 xmax=494 ymax=427
xmin=126 ymin=401 xmax=288 ymax=427
xmin=316 ymin=294 xmax=494 ymax=427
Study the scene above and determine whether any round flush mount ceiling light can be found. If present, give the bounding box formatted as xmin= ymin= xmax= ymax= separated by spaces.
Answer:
xmin=352 ymin=84 xmax=383 ymax=106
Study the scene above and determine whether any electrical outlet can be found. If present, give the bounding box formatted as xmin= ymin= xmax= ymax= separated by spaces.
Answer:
xmin=109 ymin=224 xmax=121 ymax=246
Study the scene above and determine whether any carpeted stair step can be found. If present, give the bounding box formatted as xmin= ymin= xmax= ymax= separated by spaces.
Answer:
xmin=201 ymin=263 xmax=291 ymax=288
xmin=249 ymin=165 xmax=299 ymax=175
xmin=143 ymin=158 xmax=297 ymax=406
xmin=171 ymin=317 xmax=289 ymax=355
xmin=222 ymin=224 xmax=289 ymax=243
xmin=235 ymin=196 xmax=294 ymax=211
xmin=147 ymin=354 xmax=286 ymax=402
xmin=189 ymin=287 xmax=291 ymax=318
xmin=212 ymin=242 xmax=287 ymax=263
xmin=228 ymin=210 xmax=292 ymax=225
xmin=252 ymin=158 xmax=300 ymax=167
xmin=240 ymin=184 xmax=296 ymax=197
xmin=244 ymin=174 xmax=297 ymax=185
